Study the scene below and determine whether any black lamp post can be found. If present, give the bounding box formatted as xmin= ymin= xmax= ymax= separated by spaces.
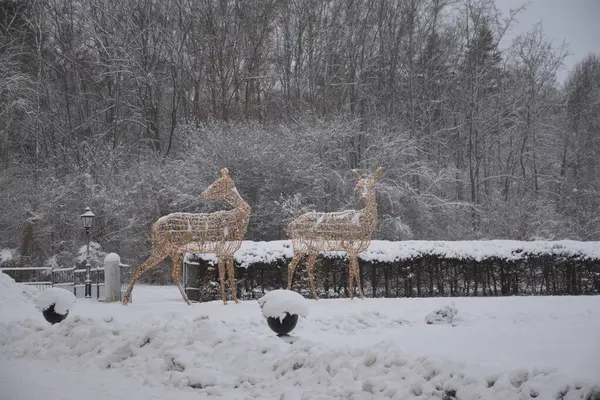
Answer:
xmin=80 ymin=206 xmax=95 ymax=299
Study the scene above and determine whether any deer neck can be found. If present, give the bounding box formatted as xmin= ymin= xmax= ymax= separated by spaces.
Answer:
xmin=361 ymin=189 xmax=378 ymax=227
xmin=222 ymin=188 xmax=251 ymax=216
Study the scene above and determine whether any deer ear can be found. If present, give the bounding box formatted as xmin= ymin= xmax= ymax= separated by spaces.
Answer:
xmin=352 ymin=169 xmax=362 ymax=181
xmin=221 ymin=168 xmax=230 ymax=178
xmin=374 ymin=167 xmax=383 ymax=181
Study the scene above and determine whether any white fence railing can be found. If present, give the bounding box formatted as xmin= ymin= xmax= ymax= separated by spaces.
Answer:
xmin=1 ymin=263 xmax=132 ymax=301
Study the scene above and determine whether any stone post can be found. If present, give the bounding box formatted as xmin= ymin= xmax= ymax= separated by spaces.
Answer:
xmin=104 ymin=253 xmax=121 ymax=302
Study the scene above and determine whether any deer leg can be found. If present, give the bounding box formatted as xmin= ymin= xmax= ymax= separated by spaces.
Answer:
xmin=122 ymin=250 xmax=167 ymax=305
xmin=287 ymin=253 xmax=305 ymax=291
xmin=218 ymin=257 xmax=228 ymax=305
xmin=226 ymin=256 xmax=238 ymax=304
xmin=350 ymin=254 xmax=365 ymax=299
xmin=306 ymin=252 xmax=319 ymax=300
xmin=171 ymin=253 xmax=191 ymax=305
xmin=347 ymin=260 xmax=355 ymax=299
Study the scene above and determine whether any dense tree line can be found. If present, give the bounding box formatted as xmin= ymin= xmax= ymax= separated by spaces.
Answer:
xmin=0 ymin=0 xmax=598 ymax=272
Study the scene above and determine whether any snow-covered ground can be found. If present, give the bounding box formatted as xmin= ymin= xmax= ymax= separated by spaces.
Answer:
xmin=1 ymin=275 xmax=599 ymax=399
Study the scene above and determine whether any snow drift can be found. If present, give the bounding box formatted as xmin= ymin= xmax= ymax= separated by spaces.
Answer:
xmin=0 ymin=273 xmax=38 ymax=309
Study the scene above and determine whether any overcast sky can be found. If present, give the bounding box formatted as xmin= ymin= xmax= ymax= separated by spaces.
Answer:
xmin=496 ymin=0 xmax=600 ymax=82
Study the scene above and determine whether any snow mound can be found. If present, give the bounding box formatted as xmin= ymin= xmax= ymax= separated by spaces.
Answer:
xmin=0 ymin=273 xmax=38 ymax=308
xmin=34 ymin=288 xmax=76 ymax=315
xmin=258 ymin=289 xmax=309 ymax=321
xmin=0 ymin=317 xmax=598 ymax=400
xmin=425 ymin=305 xmax=458 ymax=325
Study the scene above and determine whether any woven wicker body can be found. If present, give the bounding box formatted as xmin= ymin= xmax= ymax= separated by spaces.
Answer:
xmin=287 ymin=168 xmax=382 ymax=299
xmin=122 ymin=169 xmax=250 ymax=305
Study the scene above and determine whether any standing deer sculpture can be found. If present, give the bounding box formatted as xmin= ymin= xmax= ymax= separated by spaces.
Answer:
xmin=287 ymin=167 xmax=382 ymax=299
xmin=122 ymin=168 xmax=251 ymax=305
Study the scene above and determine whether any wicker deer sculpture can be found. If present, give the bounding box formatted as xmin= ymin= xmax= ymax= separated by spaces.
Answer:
xmin=287 ymin=167 xmax=382 ymax=299
xmin=122 ymin=168 xmax=251 ymax=305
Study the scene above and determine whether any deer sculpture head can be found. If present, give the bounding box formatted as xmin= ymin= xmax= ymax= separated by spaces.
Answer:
xmin=353 ymin=167 xmax=382 ymax=202
xmin=202 ymin=168 xmax=236 ymax=202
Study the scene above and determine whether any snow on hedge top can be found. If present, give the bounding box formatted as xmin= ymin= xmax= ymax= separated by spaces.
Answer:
xmin=361 ymin=240 xmax=600 ymax=262
xmin=34 ymin=287 xmax=76 ymax=315
xmin=258 ymin=289 xmax=309 ymax=321
xmin=185 ymin=241 xmax=294 ymax=267
xmin=184 ymin=239 xmax=600 ymax=266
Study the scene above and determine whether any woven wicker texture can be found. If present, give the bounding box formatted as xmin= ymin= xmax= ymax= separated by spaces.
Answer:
xmin=287 ymin=167 xmax=382 ymax=299
xmin=122 ymin=168 xmax=250 ymax=305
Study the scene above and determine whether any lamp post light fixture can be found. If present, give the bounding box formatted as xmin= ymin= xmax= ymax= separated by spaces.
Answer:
xmin=80 ymin=207 xmax=95 ymax=299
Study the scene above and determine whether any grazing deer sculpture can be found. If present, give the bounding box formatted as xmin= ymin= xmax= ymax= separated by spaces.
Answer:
xmin=122 ymin=168 xmax=251 ymax=305
xmin=287 ymin=167 xmax=382 ymax=299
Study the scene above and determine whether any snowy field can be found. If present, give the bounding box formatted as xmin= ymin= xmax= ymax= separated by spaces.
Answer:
xmin=1 ymin=275 xmax=599 ymax=400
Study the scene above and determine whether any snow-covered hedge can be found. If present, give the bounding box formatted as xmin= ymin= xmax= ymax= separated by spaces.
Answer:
xmin=184 ymin=240 xmax=600 ymax=302
xmin=185 ymin=239 xmax=600 ymax=267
